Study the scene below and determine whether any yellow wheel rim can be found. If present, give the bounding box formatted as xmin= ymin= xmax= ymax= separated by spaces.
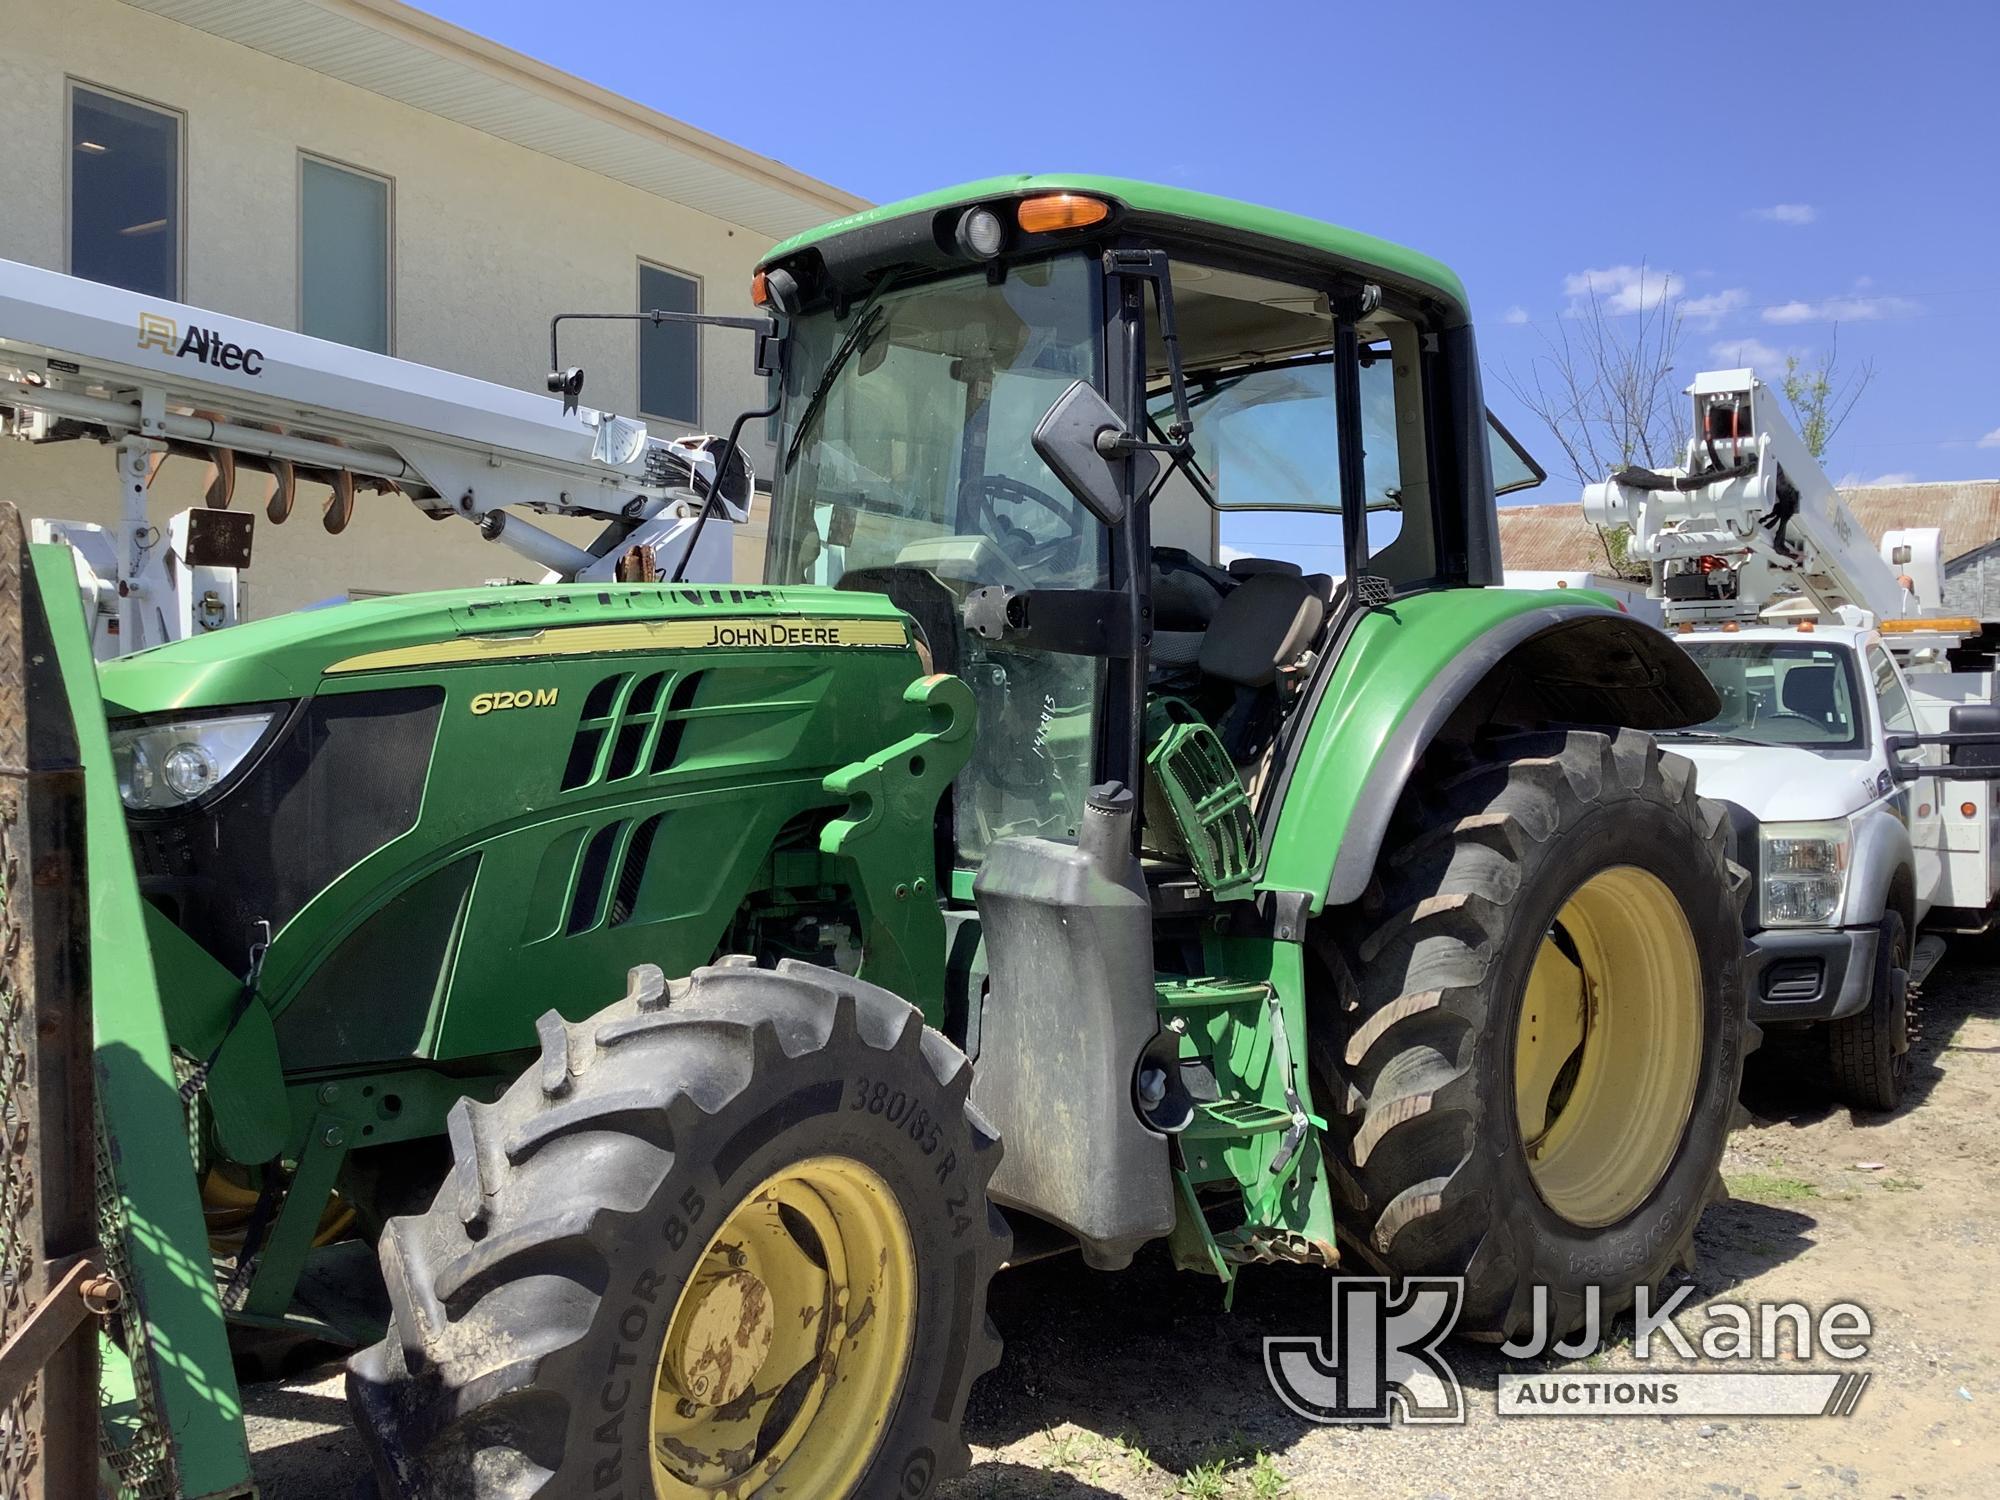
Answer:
xmin=1513 ymin=865 xmax=1703 ymax=1229
xmin=649 ymin=1156 xmax=916 ymax=1499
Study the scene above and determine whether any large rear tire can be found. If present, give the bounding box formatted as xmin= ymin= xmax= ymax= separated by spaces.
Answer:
xmin=1311 ymin=729 xmax=1751 ymax=1340
xmin=347 ymin=959 xmax=1006 ymax=1499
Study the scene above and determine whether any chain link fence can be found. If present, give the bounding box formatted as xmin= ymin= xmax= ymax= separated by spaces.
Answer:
xmin=95 ymin=1105 xmax=180 ymax=1499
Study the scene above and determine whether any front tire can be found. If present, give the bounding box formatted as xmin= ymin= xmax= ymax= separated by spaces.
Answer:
xmin=1827 ymin=911 xmax=1911 ymax=1112
xmin=1312 ymin=729 xmax=1751 ymax=1340
xmin=347 ymin=959 xmax=1006 ymax=1499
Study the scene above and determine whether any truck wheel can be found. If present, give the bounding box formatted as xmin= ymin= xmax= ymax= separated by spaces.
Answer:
xmin=1311 ymin=729 xmax=1750 ymax=1340
xmin=1827 ymin=911 xmax=1911 ymax=1112
xmin=347 ymin=959 xmax=1006 ymax=1500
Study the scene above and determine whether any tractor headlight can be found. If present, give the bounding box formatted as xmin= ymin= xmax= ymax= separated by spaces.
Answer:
xmin=1758 ymin=819 xmax=1853 ymax=927
xmin=110 ymin=711 xmax=278 ymax=811
xmin=954 ymin=206 xmax=1005 ymax=260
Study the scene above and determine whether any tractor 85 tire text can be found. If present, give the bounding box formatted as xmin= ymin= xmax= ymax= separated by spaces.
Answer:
xmin=1312 ymin=729 xmax=1752 ymax=1340
xmin=347 ymin=959 xmax=1007 ymax=1500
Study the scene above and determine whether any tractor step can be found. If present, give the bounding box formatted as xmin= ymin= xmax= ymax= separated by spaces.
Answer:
xmin=1155 ymin=976 xmax=1272 ymax=1011
xmin=1183 ymin=1098 xmax=1295 ymax=1139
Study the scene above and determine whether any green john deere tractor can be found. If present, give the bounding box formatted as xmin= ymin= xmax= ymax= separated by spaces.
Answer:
xmin=5 ymin=176 xmax=1750 ymax=1499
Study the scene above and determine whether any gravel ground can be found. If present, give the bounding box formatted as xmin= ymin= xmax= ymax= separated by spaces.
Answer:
xmin=247 ymin=941 xmax=2000 ymax=1499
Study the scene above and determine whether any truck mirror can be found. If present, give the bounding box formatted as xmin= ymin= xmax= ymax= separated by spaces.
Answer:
xmin=1032 ymin=380 xmax=1155 ymax=528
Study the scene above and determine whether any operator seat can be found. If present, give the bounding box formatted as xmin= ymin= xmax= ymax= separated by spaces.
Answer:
xmin=1197 ymin=570 xmax=1334 ymax=765
xmin=1781 ymin=664 xmax=1840 ymax=729
xmin=1150 ymin=547 xmax=1234 ymax=673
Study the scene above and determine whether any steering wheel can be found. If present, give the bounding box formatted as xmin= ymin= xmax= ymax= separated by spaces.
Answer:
xmin=961 ymin=474 xmax=1083 ymax=571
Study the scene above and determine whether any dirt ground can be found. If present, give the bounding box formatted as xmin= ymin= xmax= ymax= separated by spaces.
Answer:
xmin=246 ymin=940 xmax=2000 ymax=1499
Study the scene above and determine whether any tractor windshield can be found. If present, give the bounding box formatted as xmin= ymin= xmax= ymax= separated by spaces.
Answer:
xmin=765 ymin=252 xmax=1108 ymax=860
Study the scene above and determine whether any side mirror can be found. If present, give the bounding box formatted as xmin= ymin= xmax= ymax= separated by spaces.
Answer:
xmin=1032 ymin=380 xmax=1157 ymax=528
xmin=1950 ymin=703 xmax=2000 ymax=769
xmin=1887 ymin=734 xmax=1924 ymax=778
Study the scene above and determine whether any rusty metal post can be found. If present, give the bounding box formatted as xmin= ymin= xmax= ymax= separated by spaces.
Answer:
xmin=0 ymin=502 xmax=97 ymax=1500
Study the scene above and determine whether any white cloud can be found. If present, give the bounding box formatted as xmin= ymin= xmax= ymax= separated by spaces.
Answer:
xmin=1835 ymin=471 xmax=1917 ymax=488
xmin=1763 ymin=292 xmax=1920 ymax=324
xmin=1709 ymin=337 xmax=1788 ymax=377
xmin=1753 ymin=203 xmax=1818 ymax=225
xmin=1563 ymin=264 xmax=1684 ymax=314
xmin=1502 ymin=305 xmax=1531 ymax=325
xmin=1977 ymin=428 xmax=2000 ymax=449
xmin=1217 ymin=543 xmax=1248 ymax=565
xmin=1762 ymin=300 xmax=1817 ymax=324
xmin=1559 ymin=266 xmax=1742 ymax=326
xmin=1681 ymin=287 xmax=1749 ymax=327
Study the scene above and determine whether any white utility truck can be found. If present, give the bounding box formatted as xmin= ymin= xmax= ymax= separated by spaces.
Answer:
xmin=1585 ymin=369 xmax=2000 ymax=1109
xmin=0 ymin=257 xmax=767 ymax=655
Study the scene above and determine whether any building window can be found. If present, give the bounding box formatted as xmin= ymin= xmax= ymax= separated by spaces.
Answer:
xmin=300 ymin=155 xmax=392 ymax=353
xmin=68 ymin=82 xmax=182 ymax=298
xmin=638 ymin=261 xmax=699 ymax=426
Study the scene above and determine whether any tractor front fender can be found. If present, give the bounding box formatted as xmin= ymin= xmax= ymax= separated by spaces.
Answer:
xmin=1260 ymin=591 xmax=1718 ymax=912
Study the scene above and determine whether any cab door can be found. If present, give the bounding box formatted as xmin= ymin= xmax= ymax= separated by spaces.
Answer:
xmin=1869 ymin=643 xmax=1941 ymax=912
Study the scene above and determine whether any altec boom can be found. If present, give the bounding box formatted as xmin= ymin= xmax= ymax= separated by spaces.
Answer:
xmin=0 ymin=257 xmax=748 ymax=652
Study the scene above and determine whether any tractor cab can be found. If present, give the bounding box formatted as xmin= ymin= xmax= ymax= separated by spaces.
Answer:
xmin=756 ymin=177 xmax=1543 ymax=881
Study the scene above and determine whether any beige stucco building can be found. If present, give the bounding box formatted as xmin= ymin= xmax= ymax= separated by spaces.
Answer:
xmin=0 ymin=0 xmax=864 ymax=614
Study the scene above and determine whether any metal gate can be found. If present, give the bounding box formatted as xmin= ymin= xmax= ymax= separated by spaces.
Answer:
xmin=0 ymin=501 xmax=101 ymax=1499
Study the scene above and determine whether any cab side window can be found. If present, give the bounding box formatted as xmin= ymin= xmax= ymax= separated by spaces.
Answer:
xmin=1867 ymin=647 xmax=1916 ymax=735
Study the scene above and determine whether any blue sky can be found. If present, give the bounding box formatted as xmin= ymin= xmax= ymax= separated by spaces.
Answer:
xmin=431 ymin=0 xmax=1997 ymax=498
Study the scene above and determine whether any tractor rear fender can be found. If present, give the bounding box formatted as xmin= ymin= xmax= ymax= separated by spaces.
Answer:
xmin=1260 ymin=592 xmax=1719 ymax=911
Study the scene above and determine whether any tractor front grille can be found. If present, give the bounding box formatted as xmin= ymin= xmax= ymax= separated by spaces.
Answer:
xmin=127 ymin=686 xmax=443 ymax=976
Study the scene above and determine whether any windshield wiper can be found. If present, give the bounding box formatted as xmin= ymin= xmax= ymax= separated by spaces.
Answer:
xmin=1663 ymin=728 xmax=1763 ymax=747
xmin=783 ymin=275 xmax=896 ymax=472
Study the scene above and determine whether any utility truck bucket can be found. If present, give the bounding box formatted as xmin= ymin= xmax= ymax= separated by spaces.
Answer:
xmin=0 ymin=502 xmax=254 ymax=1498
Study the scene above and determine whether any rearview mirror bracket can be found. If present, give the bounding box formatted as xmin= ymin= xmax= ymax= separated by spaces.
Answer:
xmin=1031 ymin=380 xmax=1156 ymax=527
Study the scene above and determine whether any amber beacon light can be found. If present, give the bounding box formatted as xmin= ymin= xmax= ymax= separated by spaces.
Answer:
xmin=1017 ymin=193 xmax=1110 ymax=233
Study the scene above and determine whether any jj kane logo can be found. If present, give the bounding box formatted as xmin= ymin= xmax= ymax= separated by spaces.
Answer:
xmin=1266 ymin=1280 xmax=1876 ymax=1425
xmin=1265 ymin=1278 xmax=1467 ymax=1425
xmin=138 ymin=311 xmax=264 ymax=376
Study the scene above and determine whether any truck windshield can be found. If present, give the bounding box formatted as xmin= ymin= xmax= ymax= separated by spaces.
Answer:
xmin=1668 ymin=640 xmax=1865 ymax=750
xmin=764 ymin=252 xmax=1108 ymax=861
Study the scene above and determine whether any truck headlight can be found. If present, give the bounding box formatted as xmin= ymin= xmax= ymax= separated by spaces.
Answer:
xmin=1759 ymin=819 xmax=1852 ymax=927
xmin=110 ymin=711 xmax=279 ymax=811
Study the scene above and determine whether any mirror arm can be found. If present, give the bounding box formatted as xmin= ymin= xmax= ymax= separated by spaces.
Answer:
xmin=546 ymin=308 xmax=784 ymax=416
xmin=1885 ymin=728 xmax=2000 ymax=780
xmin=1095 ymin=430 xmax=1191 ymax=461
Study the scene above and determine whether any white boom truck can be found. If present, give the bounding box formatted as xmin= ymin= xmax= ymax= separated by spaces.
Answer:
xmin=1585 ymin=368 xmax=2000 ymax=1109
xmin=0 ymin=257 xmax=771 ymax=656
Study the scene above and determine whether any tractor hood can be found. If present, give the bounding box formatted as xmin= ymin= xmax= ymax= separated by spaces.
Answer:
xmin=99 ymin=582 xmax=911 ymax=717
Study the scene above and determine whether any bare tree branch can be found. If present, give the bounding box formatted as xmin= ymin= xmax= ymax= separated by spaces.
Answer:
xmin=1497 ymin=267 xmax=1690 ymax=489
xmin=1781 ymin=325 xmax=1875 ymax=463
